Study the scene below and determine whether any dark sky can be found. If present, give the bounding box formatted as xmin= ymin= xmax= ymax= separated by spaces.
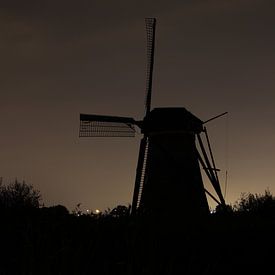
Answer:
xmin=1 ymin=0 xmax=274 ymax=211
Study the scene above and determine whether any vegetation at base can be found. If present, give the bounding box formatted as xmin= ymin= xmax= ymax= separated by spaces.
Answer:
xmin=233 ymin=189 xmax=275 ymax=214
xmin=0 ymin=180 xmax=275 ymax=274
xmin=0 ymin=178 xmax=41 ymax=209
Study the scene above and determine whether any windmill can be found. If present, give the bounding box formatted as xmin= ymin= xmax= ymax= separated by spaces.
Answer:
xmin=79 ymin=18 xmax=226 ymax=218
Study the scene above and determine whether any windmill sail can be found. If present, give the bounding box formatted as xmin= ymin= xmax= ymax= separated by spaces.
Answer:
xmin=131 ymin=137 xmax=149 ymax=214
xmin=145 ymin=18 xmax=156 ymax=116
xmin=131 ymin=18 xmax=156 ymax=214
xmin=79 ymin=114 xmax=137 ymax=137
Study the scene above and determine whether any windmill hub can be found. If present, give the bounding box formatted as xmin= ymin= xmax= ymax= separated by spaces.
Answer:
xmin=142 ymin=108 xmax=203 ymax=135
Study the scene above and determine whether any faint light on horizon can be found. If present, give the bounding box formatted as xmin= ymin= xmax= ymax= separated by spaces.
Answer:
xmin=94 ymin=209 xmax=101 ymax=214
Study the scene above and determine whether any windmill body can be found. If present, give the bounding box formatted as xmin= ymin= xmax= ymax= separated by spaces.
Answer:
xmin=138 ymin=108 xmax=209 ymax=218
xmin=79 ymin=18 xmax=225 ymax=219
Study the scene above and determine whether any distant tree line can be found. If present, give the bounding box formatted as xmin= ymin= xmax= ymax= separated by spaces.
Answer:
xmin=1 ymin=178 xmax=275 ymax=217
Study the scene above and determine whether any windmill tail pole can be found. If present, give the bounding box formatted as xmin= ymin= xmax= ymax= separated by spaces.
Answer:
xmin=196 ymin=134 xmax=226 ymax=207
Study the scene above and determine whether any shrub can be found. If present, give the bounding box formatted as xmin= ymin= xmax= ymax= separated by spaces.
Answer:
xmin=0 ymin=179 xmax=41 ymax=209
xmin=234 ymin=189 xmax=275 ymax=215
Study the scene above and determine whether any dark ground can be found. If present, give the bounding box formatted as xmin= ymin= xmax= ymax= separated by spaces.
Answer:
xmin=0 ymin=205 xmax=274 ymax=275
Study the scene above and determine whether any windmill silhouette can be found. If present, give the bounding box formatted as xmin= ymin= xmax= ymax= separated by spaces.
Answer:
xmin=79 ymin=18 xmax=226 ymax=218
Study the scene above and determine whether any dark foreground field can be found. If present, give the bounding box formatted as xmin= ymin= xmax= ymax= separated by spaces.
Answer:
xmin=1 ymin=204 xmax=274 ymax=275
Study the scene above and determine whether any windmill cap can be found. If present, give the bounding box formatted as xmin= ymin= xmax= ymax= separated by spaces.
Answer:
xmin=143 ymin=107 xmax=203 ymax=134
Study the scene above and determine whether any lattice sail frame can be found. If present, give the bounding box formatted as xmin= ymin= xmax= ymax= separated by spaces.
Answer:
xmin=79 ymin=119 xmax=136 ymax=137
xmin=145 ymin=18 xmax=156 ymax=116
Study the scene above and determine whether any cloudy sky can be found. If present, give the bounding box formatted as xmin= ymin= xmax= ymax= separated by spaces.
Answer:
xmin=0 ymin=0 xmax=274 ymax=211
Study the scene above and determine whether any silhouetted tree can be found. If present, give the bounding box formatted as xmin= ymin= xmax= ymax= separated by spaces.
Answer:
xmin=234 ymin=189 xmax=275 ymax=216
xmin=214 ymin=203 xmax=234 ymax=215
xmin=0 ymin=179 xmax=41 ymax=209
xmin=72 ymin=203 xmax=83 ymax=216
